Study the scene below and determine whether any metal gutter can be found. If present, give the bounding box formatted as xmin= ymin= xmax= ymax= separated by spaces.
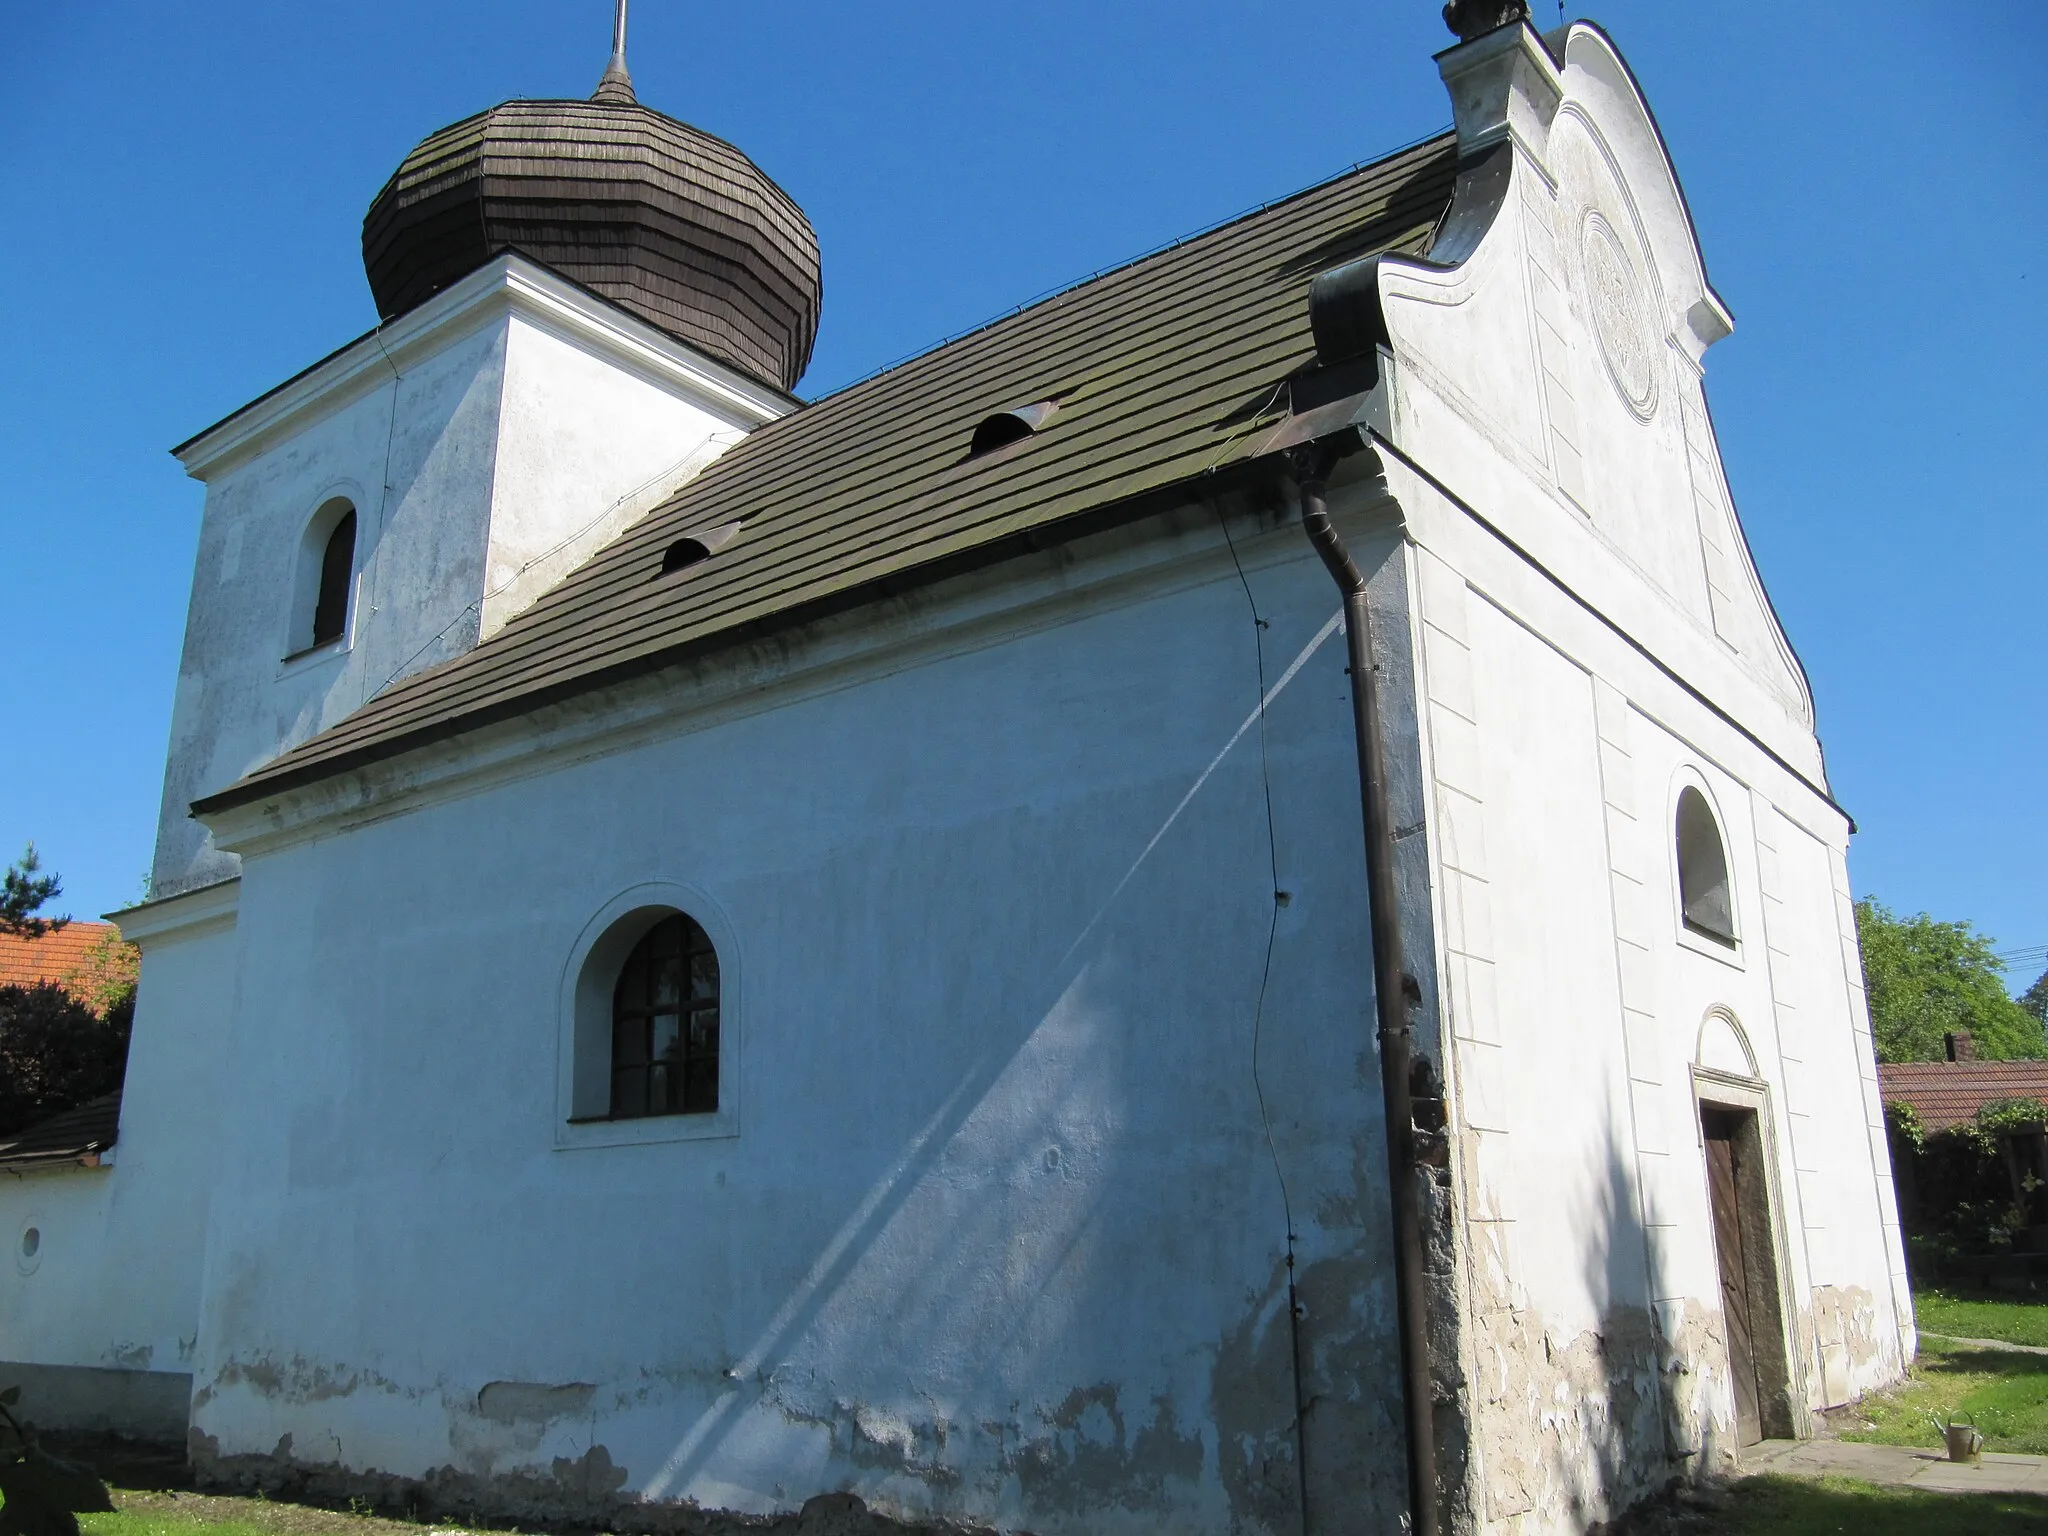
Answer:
xmin=1287 ymin=439 xmax=1439 ymax=1536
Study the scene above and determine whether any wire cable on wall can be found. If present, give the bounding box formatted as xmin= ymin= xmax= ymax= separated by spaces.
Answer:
xmin=1216 ymin=500 xmax=1314 ymax=1536
xmin=360 ymin=319 xmax=404 ymax=708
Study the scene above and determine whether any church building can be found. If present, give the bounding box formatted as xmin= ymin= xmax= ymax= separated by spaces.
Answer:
xmin=2 ymin=7 xmax=1910 ymax=1533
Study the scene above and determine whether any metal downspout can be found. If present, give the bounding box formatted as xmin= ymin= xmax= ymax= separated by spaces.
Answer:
xmin=1288 ymin=442 xmax=1438 ymax=1536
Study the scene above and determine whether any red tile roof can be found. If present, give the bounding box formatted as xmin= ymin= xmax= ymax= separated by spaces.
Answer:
xmin=1879 ymin=1059 xmax=2048 ymax=1133
xmin=0 ymin=921 xmax=117 ymax=992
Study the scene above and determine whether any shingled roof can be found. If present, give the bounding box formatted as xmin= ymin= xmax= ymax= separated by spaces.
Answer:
xmin=0 ymin=1092 xmax=120 ymax=1172
xmin=197 ymin=133 xmax=1458 ymax=814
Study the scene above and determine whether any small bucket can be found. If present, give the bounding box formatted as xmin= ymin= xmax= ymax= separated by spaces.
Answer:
xmin=1932 ymin=1414 xmax=1984 ymax=1464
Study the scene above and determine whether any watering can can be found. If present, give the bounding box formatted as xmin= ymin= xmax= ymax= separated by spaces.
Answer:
xmin=1930 ymin=1411 xmax=1984 ymax=1464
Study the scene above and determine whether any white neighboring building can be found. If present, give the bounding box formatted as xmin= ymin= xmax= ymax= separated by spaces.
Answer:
xmin=2 ymin=14 xmax=1909 ymax=1535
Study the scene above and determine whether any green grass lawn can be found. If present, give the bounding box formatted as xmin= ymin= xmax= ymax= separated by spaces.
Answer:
xmin=82 ymin=1516 xmax=276 ymax=1536
xmin=1838 ymin=1334 xmax=2048 ymax=1454
xmin=51 ymin=1479 xmax=2048 ymax=1536
xmin=1706 ymin=1474 xmax=2048 ymax=1535
xmin=1915 ymin=1286 xmax=2048 ymax=1347
xmin=21 ymin=1467 xmax=2047 ymax=1536
xmin=75 ymin=1496 xmax=473 ymax=1536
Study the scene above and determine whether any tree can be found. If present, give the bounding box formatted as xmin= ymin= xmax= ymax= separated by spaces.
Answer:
xmin=2022 ymin=969 xmax=2048 ymax=1026
xmin=59 ymin=927 xmax=139 ymax=1018
xmin=0 ymin=845 xmax=67 ymax=940
xmin=0 ymin=842 xmax=132 ymax=1140
xmin=1855 ymin=898 xmax=2047 ymax=1062
xmin=0 ymin=983 xmax=133 ymax=1140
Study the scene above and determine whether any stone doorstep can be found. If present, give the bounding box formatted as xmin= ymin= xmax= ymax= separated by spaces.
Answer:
xmin=1742 ymin=1436 xmax=2048 ymax=1496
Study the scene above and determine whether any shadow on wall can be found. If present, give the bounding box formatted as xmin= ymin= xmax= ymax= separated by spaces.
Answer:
xmin=623 ymin=599 xmax=1395 ymax=1527
xmin=646 ymin=602 xmax=1405 ymax=1529
xmin=1461 ymin=1079 xmax=1735 ymax=1530
xmin=199 ymin=583 xmax=1403 ymax=1532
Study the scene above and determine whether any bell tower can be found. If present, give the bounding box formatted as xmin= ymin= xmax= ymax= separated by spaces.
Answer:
xmin=149 ymin=9 xmax=818 ymax=897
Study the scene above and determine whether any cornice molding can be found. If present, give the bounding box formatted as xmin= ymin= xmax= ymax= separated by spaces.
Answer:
xmin=106 ymin=877 xmax=241 ymax=948
xmin=173 ymin=255 xmax=795 ymax=482
xmin=196 ymin=487 xmax=1402 ymax=860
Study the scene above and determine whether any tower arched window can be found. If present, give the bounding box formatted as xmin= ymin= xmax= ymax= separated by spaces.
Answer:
xmin=1676 ymin=786 xmax=1736 ymax=947
xmin=311 ymin=510 xmax=357 ymax=648
xmin=288 ymin=496 xmax=359 ymax=658
xmin=609 ymin=912 xmax=720 ymax=1118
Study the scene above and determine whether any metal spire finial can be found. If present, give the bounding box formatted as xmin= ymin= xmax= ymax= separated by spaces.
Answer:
xmin=593 ymin=0 xmax=636 ymax=105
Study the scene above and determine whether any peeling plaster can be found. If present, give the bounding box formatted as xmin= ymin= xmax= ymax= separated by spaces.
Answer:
xmin=190 ymin=1435 xmax=639 ymax=1527
xmin=211 ymin=1354 xmax=411 ymax=1405
xmin=766 ymin=1392 xmax=965 ymax=1493
xmin=1210 ymin=1259 xmax=1310 ymax=1534
xmin=1810 ymin=1285 xmax=1893 ymax=1408
xmin=476 ymin=1380 xmax=597 ymax=1424
xmin=198 ymin=1356 xmax=1237 ymax=1531
xmin=1010 ymin=1384 xmax=1204 ymax=1518
xmin=188 ymin=1429 xmax=1016 ymax=1534
xmin=1650 ymin=1298 xmax=1739 ymax=1470
xmin=1468 ymin=1304 xmax=1673 ymax=1531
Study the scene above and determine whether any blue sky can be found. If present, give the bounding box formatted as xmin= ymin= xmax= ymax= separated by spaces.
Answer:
xmin=1 ymin=2 xmax=2042 ymax=982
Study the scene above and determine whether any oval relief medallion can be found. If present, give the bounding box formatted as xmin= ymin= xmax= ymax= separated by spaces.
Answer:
xmin=1582 ymin=212 xmax=1658 ymax=419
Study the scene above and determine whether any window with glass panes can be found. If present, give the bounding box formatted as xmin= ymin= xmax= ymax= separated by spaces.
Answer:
xmin=609 ymin=913 xmax=719 ymax=1117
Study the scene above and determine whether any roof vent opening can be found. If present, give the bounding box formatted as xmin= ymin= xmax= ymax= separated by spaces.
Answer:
xmin=655 ymin=520 xmax=745 ymax=580
xmin=969 ymin=399 xmax=1060 ymax=458
xmin=661 ymin=538 xmax=711 ymax=576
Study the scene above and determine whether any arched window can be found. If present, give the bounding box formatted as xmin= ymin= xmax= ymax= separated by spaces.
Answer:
xmin=288 ymin=496 xmax=359 ymax=658
xmin=311 ymin=509 xmax=357 ymax=647
xmin=559 ymin=889 xmax=738 ymax=1146
xmin=608 ymin=912 xmax=720 ymax=1118
xmin=1676 ymin=786 xmax=1736 ymax=946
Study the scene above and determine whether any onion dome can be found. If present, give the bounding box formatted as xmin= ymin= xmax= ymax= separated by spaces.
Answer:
xmin=360 ymin=16 xmax=820 ymax=392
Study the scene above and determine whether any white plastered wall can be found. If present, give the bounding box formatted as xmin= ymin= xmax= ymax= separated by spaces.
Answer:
xmin=0 ymin=889 xmax=239 ymax=1404
xmin=1404 ymin=484 xmax=1906 ymax=1535
xmin=1370 ymin=21 xmax=1906 ymax=1532
xmin=177 ymin=500 xmax=1426 ymax=1535
xmin=480 ymin=314 xmax=744 ymax=639
xmin=0 ymin=1171 xmax=117 ymax=1363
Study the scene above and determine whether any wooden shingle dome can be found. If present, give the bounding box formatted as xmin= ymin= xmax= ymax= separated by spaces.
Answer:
xmin=362 ymin=94 xmax=821 ymax=392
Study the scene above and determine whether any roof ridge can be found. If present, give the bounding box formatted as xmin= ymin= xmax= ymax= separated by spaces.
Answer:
xmin=821 ymin=127 xmax=1455 ymax=400
xmin=584 ymin=155 xmax=1453 ymax=535
xmin=301 ymin=148 xmax=1452 ymax=718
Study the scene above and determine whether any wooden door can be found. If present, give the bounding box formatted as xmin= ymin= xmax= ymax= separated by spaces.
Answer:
xmin=1703 ymin=1108 xmax=1763 ymax=1445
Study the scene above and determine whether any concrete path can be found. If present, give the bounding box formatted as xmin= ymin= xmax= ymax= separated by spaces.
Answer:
xmin=1744 ymin=1436 xmax=2048 ymax=1495
xmin=1920 ymin=1329 xmax=2048 ymax=1356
